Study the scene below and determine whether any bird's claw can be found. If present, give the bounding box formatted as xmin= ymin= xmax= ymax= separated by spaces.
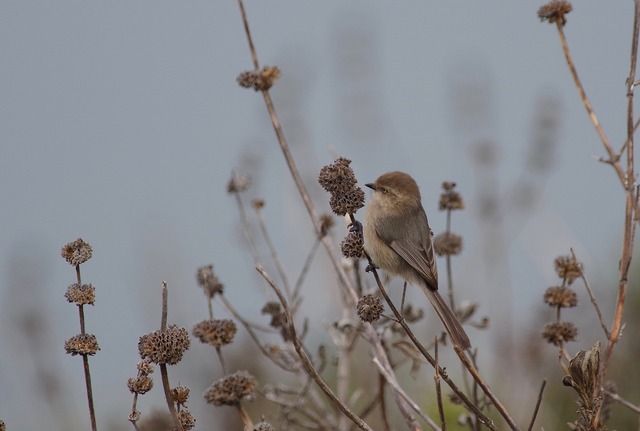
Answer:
xmin=348 ymin=220 xmax=363 ymax=234
xmin=365 ymin=263 xmax=378 ymax=273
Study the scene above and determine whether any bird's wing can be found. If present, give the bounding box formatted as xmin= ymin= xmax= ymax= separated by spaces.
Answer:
xmin=375 ymin=208 xmax=439 ymax=291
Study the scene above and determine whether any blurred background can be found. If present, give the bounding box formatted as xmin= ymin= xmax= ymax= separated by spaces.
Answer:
xmin=1 ymin=1 xmax=638 ymax=429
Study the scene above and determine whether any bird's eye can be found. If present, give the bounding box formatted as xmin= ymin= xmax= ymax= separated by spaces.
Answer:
xmin=380 ymin=187 xmax=388 ymax=194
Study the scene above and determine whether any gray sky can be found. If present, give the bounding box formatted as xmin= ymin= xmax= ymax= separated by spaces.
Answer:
xmin=0 ymin=1 xmax=634 ymax=429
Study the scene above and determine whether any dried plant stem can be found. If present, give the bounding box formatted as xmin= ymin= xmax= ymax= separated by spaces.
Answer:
xmin=526 ymin=379 xmax=546 ymax=431
xmin=254 ymin=205 xmax=292 ymax=299
xmin=256 ymin=266 xmax=374 ymax=431
xmin=378 ymin=372 xmax=391 ymax=431
xmin=293 ymin=237 xmax=321 ymax=300
xmin=602 ymin=0 xmax=640 ymax=399
xmin=554 ymin=22 xmax=624 ymax=184
xmin=434 ymin=339 xmax=446 ymax=431
xmin=604 ymin=388 xmax=640 ymax=414
xmin=570 ymin=248 xmax=609 ymax=337
xmin=74 ymin=264 xmax=97 ymax=431
xmin=372 ymin=356 xmax=438 ymax=431
xmin=233 ymin=191 xmax=261 ymax=266
xmin=236 ymin=404 xmax=254 ymax=430
xmin=365 ymin=258 xmax=498 ymax=431
xmin=445 ymin=210 xmax=455 ymax=310
xmin=159 ymin=282 xmax=182 ymax=431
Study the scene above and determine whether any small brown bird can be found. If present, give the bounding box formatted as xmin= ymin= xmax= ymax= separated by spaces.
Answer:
xmin=364 ymin=171 xmax=471 ymax=349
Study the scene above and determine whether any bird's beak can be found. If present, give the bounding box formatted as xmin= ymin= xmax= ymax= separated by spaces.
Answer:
xmin=365 ymin=183 xmax=375 ymax=190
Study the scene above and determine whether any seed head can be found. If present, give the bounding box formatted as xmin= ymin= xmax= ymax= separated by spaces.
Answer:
xmin=128 ymin=375 xmax=154 ymax=395
xmin=318 ymin=157 xmax=358 ymax=195
xmin=178 ymin=410 xmax=196 ymax=430
xmin=544 ymin=286 xmax=578 ymax=308
xmin=203 ymin=370 xmax=257 ymax=406
xmin=65 ymin=334 xmax=100 ymax=356
xmin=192 ymin=319 xmax=237 ymax=347
xmin=138 ymin=325 xmax=190 ymax=365
xmin=137 ymin=360 xmax=154 ymax=374
xmin=64 ymin=283 xmax=96 ymax=306
xmin=320 ymin=214 xmax=335 ymax=237
xmin=61 ymin=238 xmax=93 ymax=266
xmin=433 ymin=232 xmax=463 ymax=256
xmin=357 ymin=294 xmax=384 ymax=323
xmin=196 ymin=265 xmax=224 ymax=297
xmin=172 ymin=385 xmax=190 ymax=407
xmin=227 ymin=173 xmax=251 ymax=194
xmin=237 ymin=66 xmax=281 ymax=91
xmin=329 ymin=187 xmax=365 ymax=216
xmin=253 ymin=418 xmax=276 ymax=431
xmin=542 ymin=321 xmax=577 ymax=346
xmin=341 ymin=229 xmax=364 ymax=259
xmin=439 ymin=182 xmax=464 ymax=211
xmin=538 ymin=0 xmax=573 ymax=26
xmin=261 ymin=301 xmax=292 ymax=342
xmin=554 ymin=255 xmax=582 ymax=284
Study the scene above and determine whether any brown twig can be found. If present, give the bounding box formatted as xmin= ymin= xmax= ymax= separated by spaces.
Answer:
xmin=434 ymin=338 xmax=446 ymax=431
xmin=570 ymin=248 xmax=609 ymax=338
xmin=159 ymin=282 xmax=182 ymax=431
xmin=604 ymin=388 xmax=640 ymax=414
xmin=254 ymin=203 xmax=293 ymax=299
xmin=527 ymin=379 xmax=546 ymax=431
xmin=256 ymin=266 xmax=374 ymax=431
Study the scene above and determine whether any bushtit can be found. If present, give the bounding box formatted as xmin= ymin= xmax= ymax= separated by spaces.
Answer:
xmin=364 ymin=171 xmax=471 ymax=349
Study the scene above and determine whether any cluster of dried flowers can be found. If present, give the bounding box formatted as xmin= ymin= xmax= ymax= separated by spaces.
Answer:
xmin=237 ymin=66 xmax=281 ymax=92
xmin=541 ymin=255 xmax=581 ymax=346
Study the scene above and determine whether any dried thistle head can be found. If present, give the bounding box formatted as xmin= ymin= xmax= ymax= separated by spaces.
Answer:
xmin=341 ymin=229 xmax=364 ymax=259
xmin=329 ymin=188 xmax=365 ymax=216
xmin=253 ymin=417 xmax=276 ymax=431
xmin=433 ymin=232 xmax=463 ymax=256
xmin=357 ymin=294 xmax=384 ymax=323
xmin=137 ymin=360 xmax=154 ymax=375
xmin=554 ymin=255 xmax=582 ymax=284
xmin=261 ymin=301 xmax=292 ymax=342
xmin=65 ymin=334 xmax=100 ymax=356
xmin=237 ymin=66 xmax=281 ymax=92
xmin=127 ymin=375 xmax=154 ymax=395
xmin=177 ymin=410 xmax=196 ymax=430
xmin=542 ymin=321 xmax=577 ymax=346
xmin=196 ymin=265 xmax=224 ymax=297
xmin=538 ymin=0 xmax=573 ymax=26
xmin=203 ymin=370 xmax=257 ymax=406
xmin=138 ymin=325 xmax=191 ymax=365
xmin=192 ymin=319 xmax=237 ymax=347
xmin=544 ymin=286 xmax=578 ymax=308
xmin=64 ymin=283 xmax=96 ymax=306
xmin=227 ymin=172 xmax=251 ymax=194
xmin=172 ymin=385 xmax=190 ymax=407
xmin=61 ymin=238 xmax=93 ymax=266
xmin=439 ymin=182 xmax=464 ymax=211
xmin=319 ymin=157 xmax=358 ymax=194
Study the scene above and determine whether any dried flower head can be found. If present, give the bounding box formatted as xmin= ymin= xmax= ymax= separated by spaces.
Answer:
xmin=357 ymin=294 xmax=384 ymax=323
xmin=196 ymin=265 xmax=224 ymax=297
xmin=433 ymin=232 xmax=463 ymax=256
xmin=341 ymin=229 xmax=364 ymax=259
xmin=65 ymin=334 xmax=100 ymax=356
xmin=544 ymin=286 xmax=578 ymax=308
xmin=227 ymin=173 xmax=251 ymax=194
xmin=538 ymin=0 xmax=572 ymax=26
xmin=61 ymin=238 xmax=93 ymax=266
xmin=172 ymin=385 xmax=190 ymax=407
xmin=237 ymin=66 xmax=281 ymax=91
xmin=178 ymin=410 xmax=196 ymax=430
xmin=329 ymin=187 xmax=365 ymax=216
xmin=554 ymin=255 xmax=582 ymax=284
xmin=128 ymin=375 xmax=154 ymax=394
xmin=253 ymin=417 xmax=276 ymax=431
xmin=439 ymin=182 xmax=465 ymax=211
xmin=261 ymin=301 xmax=291 ymax=341
xmin=192 ymin=319 xmax=237 ymax=347
xmin=319 ymin=157 xmax=358 ymax=195
xmin=138 ymin=325 xmax=191 ymax=365
xmin=137 ymin=360 xmax=154 ymax=375
xmin=64 ymin=283 xmax=96 ymax=306
xmin=0 ymin=420 xmax=5 ymax=431
xmin=203 ymin=370 xmax=257 ymax=406
xmin=320 ymin=214 xmax=335 ymax=237
xmin=542 ymin=321 xmax=577 ymax=346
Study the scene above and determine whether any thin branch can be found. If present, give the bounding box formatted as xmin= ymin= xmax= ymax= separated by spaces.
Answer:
xmin=527 ymin=379 xmax=546 ymax=431
xmin=75 ymin=263 xmax=97 ymax=431
xmin=293 ymin=238 xmax=321 ymax=300
xmin=570 ymin=248 xmax=609 ymax=338
xmin=604 ymin=389 xmax=640 ymax=414
xmin=256 ymin=266 xmax=374 ymax=431
xmin=233 ymin=188 xmax=262 ymax=266
xmin=254 ymin=203 xmax=293 ymax=299
xmin=434 ymin=338 xmax=446 ymax=431
xmin=159 ymin=282 xmax=182 ymax=431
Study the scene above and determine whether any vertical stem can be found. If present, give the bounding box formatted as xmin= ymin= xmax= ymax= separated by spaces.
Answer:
xmin=82 ymin=355 xmax=97 ymax=431
xmin=445 ymin=209 xmax=455 ymax=310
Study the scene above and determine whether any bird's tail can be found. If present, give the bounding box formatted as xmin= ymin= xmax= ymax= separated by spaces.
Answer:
xmin=422 ymin=287 xmax=471 ymax=350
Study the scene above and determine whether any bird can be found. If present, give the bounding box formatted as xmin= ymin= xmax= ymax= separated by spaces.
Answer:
xmin=363 ymin=171 xmax=471 ymax=349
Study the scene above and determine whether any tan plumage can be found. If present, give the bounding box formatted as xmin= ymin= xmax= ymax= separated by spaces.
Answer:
xmin=364 ymin=171 xmax=471 ymax=349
